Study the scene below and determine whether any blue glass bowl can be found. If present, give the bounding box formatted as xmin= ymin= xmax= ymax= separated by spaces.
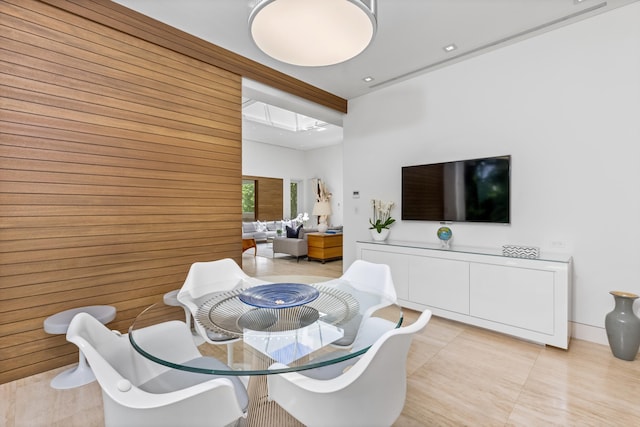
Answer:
xmin=239 ymin=283 xmax=320 ymax=309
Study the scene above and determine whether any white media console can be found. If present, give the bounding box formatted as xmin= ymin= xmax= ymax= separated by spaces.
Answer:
xmin=356 ymin=240 xmax=572 ymax=349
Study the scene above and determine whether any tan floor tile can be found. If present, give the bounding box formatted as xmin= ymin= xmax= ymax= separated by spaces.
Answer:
xmin=13 ymin=367 xmax=102 ymax=427
xmin=402 ymin=322 xmax=542 ymax=426
xmin=404 ymin=316 xmax=464 ymax=376
xmin=0 ymin=379 xmax=16 ymax=426
xmin=506 ymin=340 xmax=640 ymax=426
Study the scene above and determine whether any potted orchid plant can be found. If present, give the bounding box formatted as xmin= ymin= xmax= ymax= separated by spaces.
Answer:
xmin=295 ymin=212 xmax=310 ymax=228
xmin=369 ymin=199 xmax=395 ymax=241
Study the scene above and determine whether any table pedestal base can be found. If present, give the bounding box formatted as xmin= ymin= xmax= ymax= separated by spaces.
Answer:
xmin=241 ymin=374 xmax=303 ymax=427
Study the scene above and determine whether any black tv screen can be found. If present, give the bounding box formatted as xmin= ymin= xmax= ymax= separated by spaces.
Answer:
xmin=402 ymin=155 xmax=511 ymax=223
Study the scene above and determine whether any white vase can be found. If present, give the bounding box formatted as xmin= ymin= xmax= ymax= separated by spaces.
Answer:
xmin=370 ymin=228 xmax=390 ymax=241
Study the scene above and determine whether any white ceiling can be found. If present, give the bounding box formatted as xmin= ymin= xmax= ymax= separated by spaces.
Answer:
xmin=113 ymin=0 xmax=637 ymax=150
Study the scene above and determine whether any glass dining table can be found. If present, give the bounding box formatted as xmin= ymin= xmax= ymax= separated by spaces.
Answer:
xmin=129 ymin=276 xmax=403 ymax=427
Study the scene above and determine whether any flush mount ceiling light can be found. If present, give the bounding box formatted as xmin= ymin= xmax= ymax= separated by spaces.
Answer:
xmin=249 ymin=0 xmax=377 ymax=67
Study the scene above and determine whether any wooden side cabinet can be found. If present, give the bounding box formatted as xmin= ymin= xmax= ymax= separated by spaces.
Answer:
xmin=307 ymin=233 xmax=343 ymax=263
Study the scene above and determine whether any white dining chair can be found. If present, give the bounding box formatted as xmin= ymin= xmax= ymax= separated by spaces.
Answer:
xmin=327 ymin=259 xmax=399 ymax=348
xmin=340 ymin=259 xmax=398 ymax=301
xmin=66 ymin=312 xmax=248 ymax=427
xmin=267 ymin=309 xmax=432 ymax=427
xmin=43 ymin=304 xmax=116 ymax=389
xmin=177 ymin=258 xmax=267 ymax=365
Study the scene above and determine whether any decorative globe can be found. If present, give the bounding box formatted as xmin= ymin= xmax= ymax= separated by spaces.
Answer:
xmin=437 ymin=226 xmax=452 ymax=242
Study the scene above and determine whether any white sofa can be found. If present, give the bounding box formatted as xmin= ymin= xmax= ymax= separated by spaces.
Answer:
xmin=242 ymin=221 xmax=274 ymax=242
xmin=242 ymin=220 xmax=303 ymax=242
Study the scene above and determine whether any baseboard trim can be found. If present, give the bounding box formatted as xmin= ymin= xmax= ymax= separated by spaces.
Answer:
xmin=571 ymin=321 xmax=608 ymax=346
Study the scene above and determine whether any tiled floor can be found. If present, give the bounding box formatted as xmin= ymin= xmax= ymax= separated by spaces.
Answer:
xmin=2 ymin=246 xmax=639 ymax=426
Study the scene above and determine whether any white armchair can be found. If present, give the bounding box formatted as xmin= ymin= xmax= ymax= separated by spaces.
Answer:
xmin=66 ymin=313 xmax=248 ymax=427
xmin=327 ymin=259 xmax=398 ymax=348
xmin=267 ymin=309 xmax=432 ymax=427
xmin=177 ymin=258 xmax=267 ymax=365
xmin=340 ymin=259 xmax=398 ymax=301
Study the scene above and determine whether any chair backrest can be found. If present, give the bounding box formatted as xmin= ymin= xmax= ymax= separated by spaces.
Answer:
xmin=66 ymin=313 xmax=246 ymax=427
xmin=66 ymin=312 xmax=148 ymax=384
xmin=178 ymin=258 xmax=249 ymax=301
xmin=268 ymin=309 xmax=432 ymax=427
xmin=327 ymin=260 xmax=398 ymax=347
xmin=340 ymin=259 xmax=398 ymax=303
xmin=340 ymin=308 xmax=431 ymax=390
xmin=177 ymin=259 xmax=259 ymax=339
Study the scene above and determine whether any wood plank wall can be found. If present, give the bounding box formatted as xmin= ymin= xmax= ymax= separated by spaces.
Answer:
xmin=243 ymin=175 xmax=284 ymax=221
xmin=0 ymin=0 xmax=245 ymax=384
xmin=40 ymin=0 xmax=348 ymax=115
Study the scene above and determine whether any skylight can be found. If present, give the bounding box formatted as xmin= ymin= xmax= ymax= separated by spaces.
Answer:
xmin=242 ymin=100 xmax=329 ymax=132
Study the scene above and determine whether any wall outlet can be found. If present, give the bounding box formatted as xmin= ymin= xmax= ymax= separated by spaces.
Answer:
xmin=551 ymin=241 xmax=566 ymax=249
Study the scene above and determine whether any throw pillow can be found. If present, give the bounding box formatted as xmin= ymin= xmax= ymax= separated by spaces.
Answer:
xmin=242 ymin=222 xmax=256 ymax=233
xmin=286 ymin=225 xmax=302 ymax=238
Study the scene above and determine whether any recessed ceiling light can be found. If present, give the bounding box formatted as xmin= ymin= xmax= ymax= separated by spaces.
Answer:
xmin=443 ymin=44 xmax=457 ymax=53
xmin=363 ymin=76 xmax=374 ymax=82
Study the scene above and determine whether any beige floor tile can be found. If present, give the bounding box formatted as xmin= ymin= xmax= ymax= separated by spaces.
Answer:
xmin=506 ymin=339 xmax=640 ymax=426
xmin=0 ymin=379 xmax=16 ymax=426
xmin=405 ymin=317 xmax=464 ymax=376
xmin=402 ymin=322 xmax=542 ymax=426
xmin=12 ymin=367 xmax=102 ymax=427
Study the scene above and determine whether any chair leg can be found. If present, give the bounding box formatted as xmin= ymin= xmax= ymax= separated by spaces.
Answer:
xmin=50 ymin=350 xmax=96 ymax=389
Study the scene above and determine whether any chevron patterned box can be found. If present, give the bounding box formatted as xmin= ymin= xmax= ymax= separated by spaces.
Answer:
xmin=502 ymin=245 xmax=540 ymax=259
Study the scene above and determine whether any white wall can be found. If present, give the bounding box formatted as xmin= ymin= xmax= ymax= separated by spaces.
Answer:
xmin=242 ymin=140 xmax=344 ymax=225
xmin=343 ymin=3 xmax=640 ymax=344
xmin=304 ymin=144 xmax=344 ymax=227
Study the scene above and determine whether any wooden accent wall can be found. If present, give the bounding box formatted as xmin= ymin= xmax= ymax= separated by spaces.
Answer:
xmin=0 ymin=0 xmax=244 ymax=384
xmin=39 ymin=0 xmax=348 ymax=115
xmin=243 ymin=175 xmax=284 ymax=221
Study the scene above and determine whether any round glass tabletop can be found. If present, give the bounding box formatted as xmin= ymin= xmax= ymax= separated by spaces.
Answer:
xmin=129 ymin=279 xmax=402 ymax=376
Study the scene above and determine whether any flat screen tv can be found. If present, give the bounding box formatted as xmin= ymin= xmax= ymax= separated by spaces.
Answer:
xmin=402 ymin=155 xmax=511 ymax=224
